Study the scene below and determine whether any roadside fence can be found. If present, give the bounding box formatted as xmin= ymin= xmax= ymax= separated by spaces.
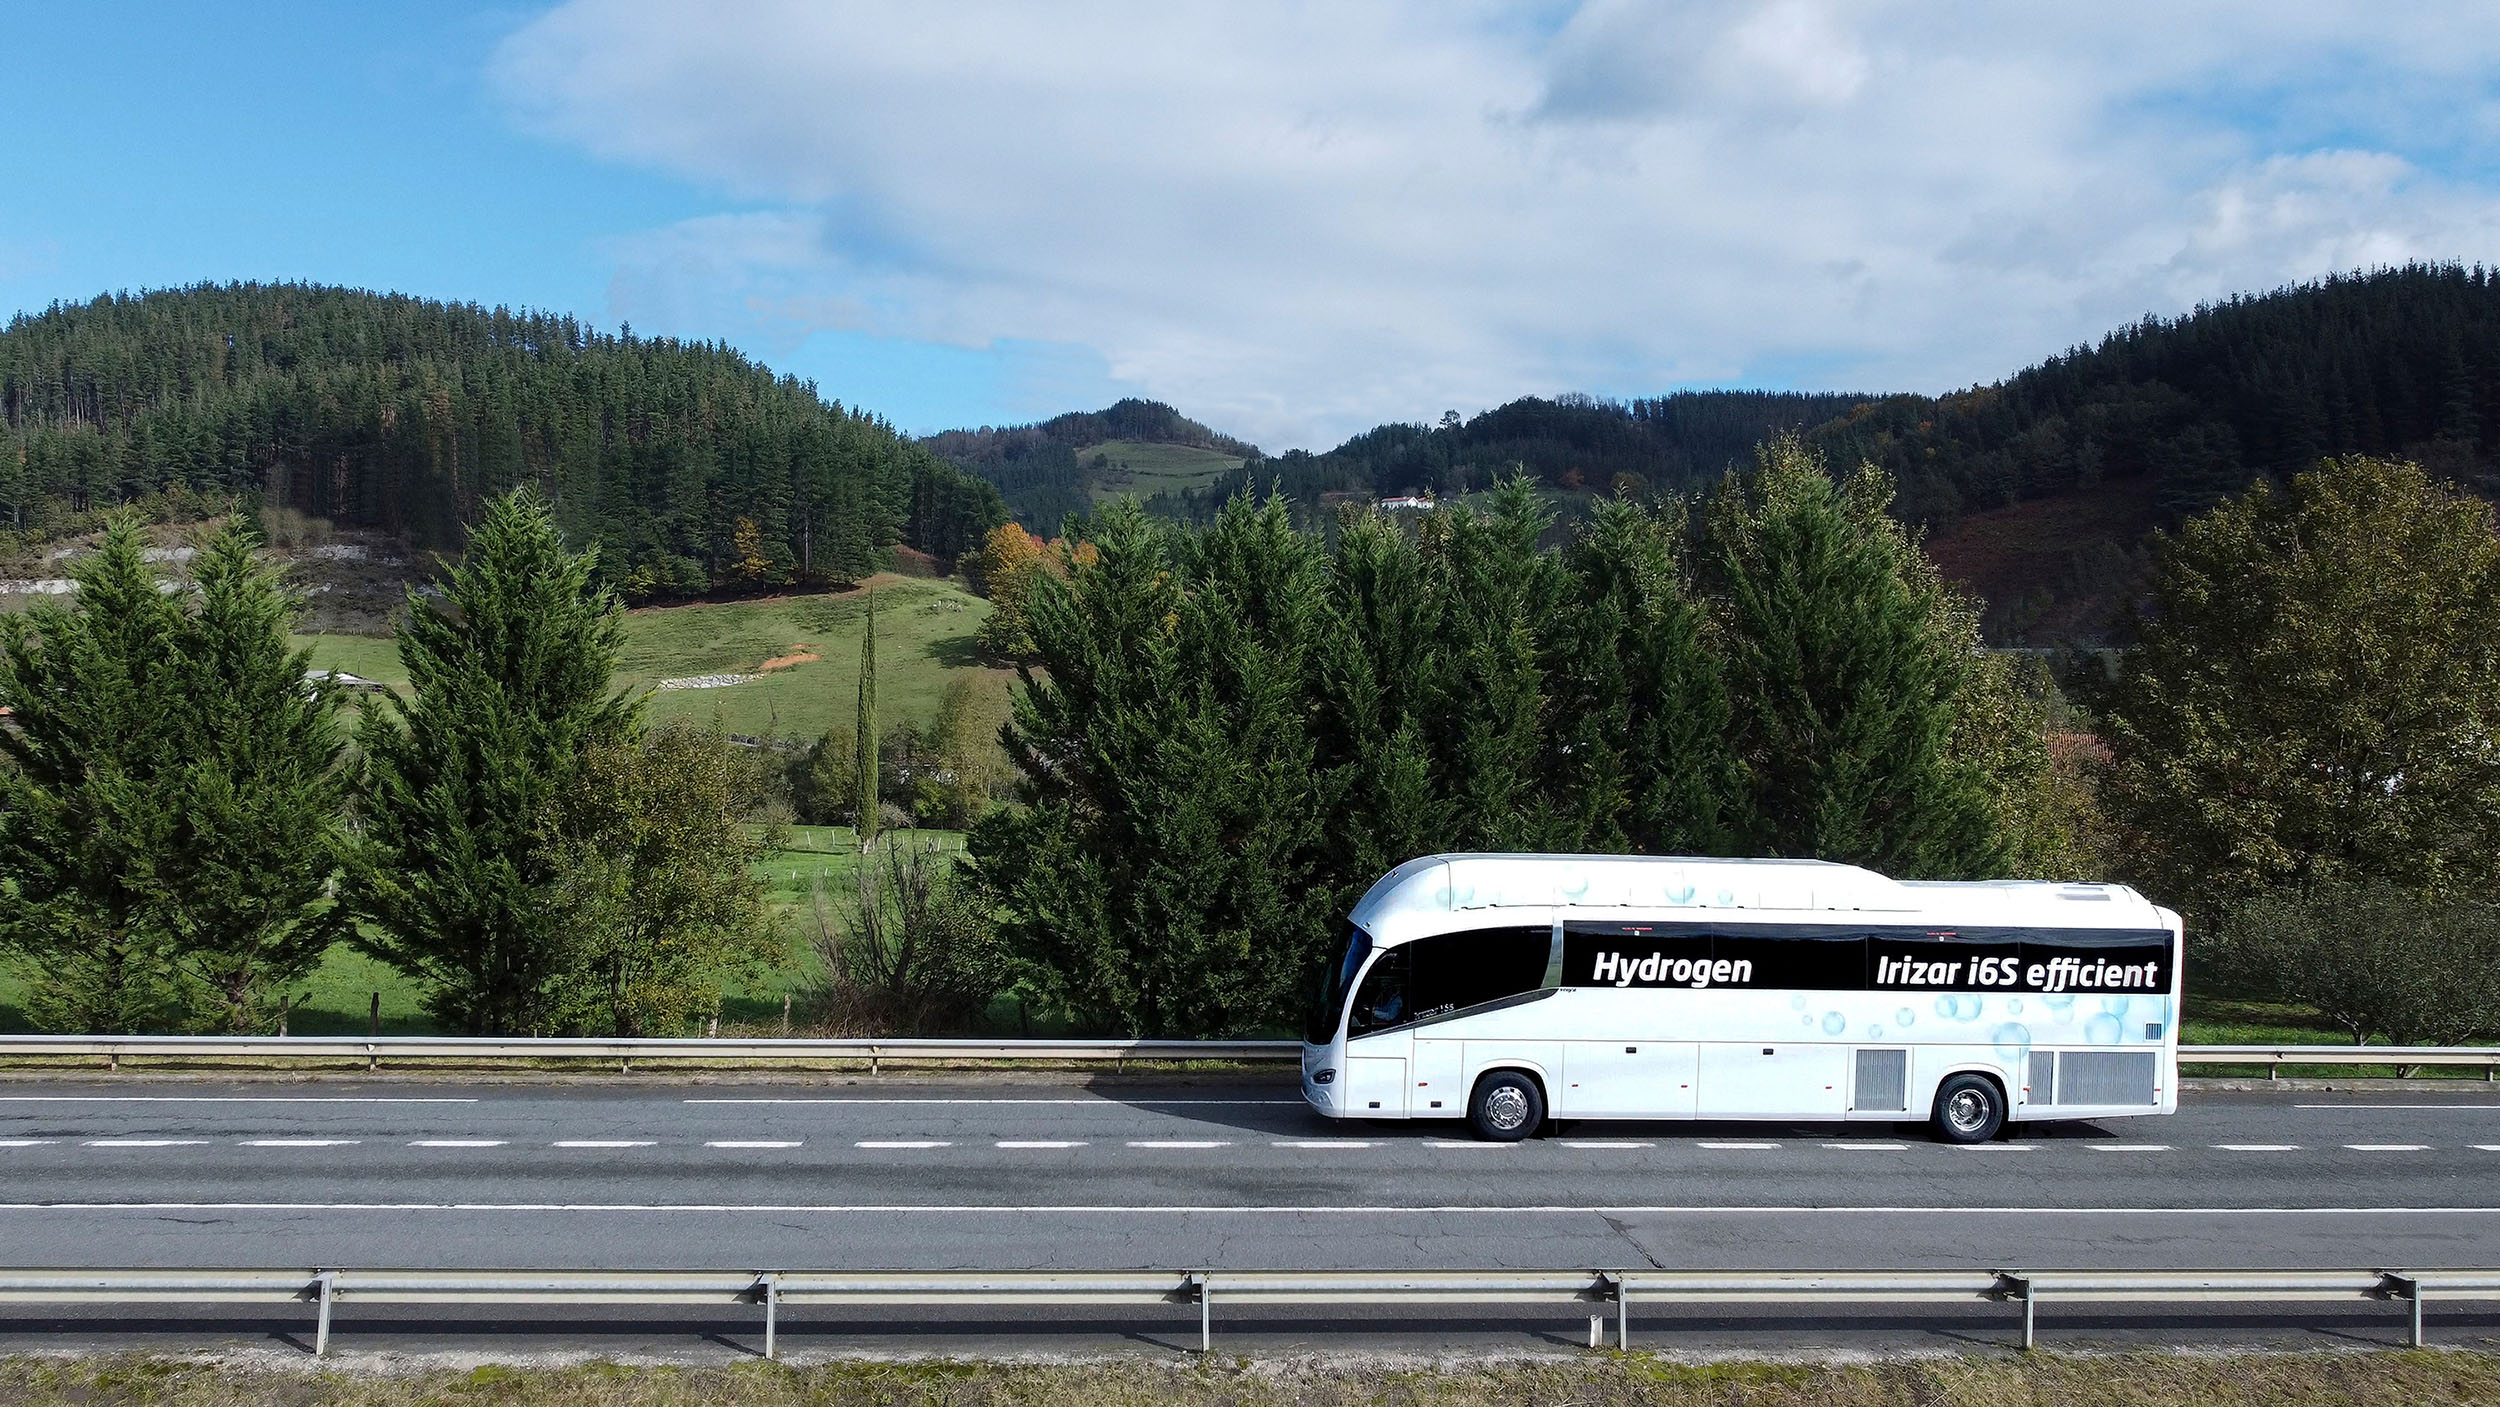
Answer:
xmin=5 ymin=1265 xmax=2493 ymax=1356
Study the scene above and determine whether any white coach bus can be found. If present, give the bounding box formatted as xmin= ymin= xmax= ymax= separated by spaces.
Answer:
xmin=1300 ymin=854 xmax=2182 ymax=1143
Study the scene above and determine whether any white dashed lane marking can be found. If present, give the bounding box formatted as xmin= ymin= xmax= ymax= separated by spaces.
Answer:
xmin=705 ymin=1141 xmax=803 ymax=1149
xmin=410 ymin=1140 xmax=505 ymax=1148
xmin=0 ymin=1140 xmax=57 ymax=1148
xmin=552 ymin=1141 xmax=654 ymax=1149
xmin=1562 ymin=1141 xmax=1655 ymax=1149
xmin=1826 ymin=1143 xmax=1907 ymax=1151
xmin=1698 ymin=1141 xmax=1780 ymax=1150
xmin=994 ymin=1141 xmax=1084 ymax=1149
xmin=2346 ymin=1144 xmax=2430 ymax=1152
xmin=1127 ymin=1140 xmax=1230 ymax=1148
xmin=1273 ymin=1140 xmax=1373 ymax=1149
xmin=2217 ymin=1144 xmax=2301 ymax=1151
xmin=1424 ymin=1140 xmax=1510 ymax=1149
xmin=240 ymin=1139 xmax=359 ymax=1147
xmin=83 ymin=1139 xmax=208 ymax=1147
xmin=855 ymin=1141 xmax=951 ymax=1149
xmin=2088 ymin=1144 xmax=2171 ymax=1152
xmin=1960 ymin=1144 xmax=2034 ymax=1151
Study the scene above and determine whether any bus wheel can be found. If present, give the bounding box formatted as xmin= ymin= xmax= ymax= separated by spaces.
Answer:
xmin=1469 ymin=1072 xmax=1544 ymax=1142
xmin=1930 ymin=1074 xmax=2005 ymax=1144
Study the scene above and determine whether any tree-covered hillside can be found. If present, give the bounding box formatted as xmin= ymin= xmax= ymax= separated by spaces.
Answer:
xmin=0 ymin=284 xmax=1004 ymax=595
xmin=924 ymin=397 xmax=1257 ymax=528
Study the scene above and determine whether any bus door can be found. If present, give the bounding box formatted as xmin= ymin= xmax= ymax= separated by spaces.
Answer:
xmin=1341 ymin=944 xmax=1413 ymax=1116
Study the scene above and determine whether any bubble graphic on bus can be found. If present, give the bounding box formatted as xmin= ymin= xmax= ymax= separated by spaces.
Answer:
xmin=1933 ymin=993 xmax=1981 ymax=1023
xmin=2101 ymin=995 xmax=2133 ymax=1018
xmin=2007 ymin=998 xmax=2024 ymax=1016
xmin=1790 ymin=994 xmax=1809 ymax=1011
xmin=1821 ymin=1011 xmax=1848 ymax=1036
xmin=1895 ymin=1008 xmax=1916 ymax=1028
xmin=2041 ymin=993 xmax=2076 ymax=1017
xmin=1990 ymin=1022 xmax=2031 ymax=1060
xmin=2083 ymin=1012 xmax=2124 ymax=1044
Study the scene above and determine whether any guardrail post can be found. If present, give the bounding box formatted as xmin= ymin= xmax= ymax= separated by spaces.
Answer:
xmin=1597 ymin=1271 xmax=1626 ymax=1349
xmin=2386 ymin=1273 xmax=2423 ymax=1347
xmin=1190 ymin=1271 xmax=1209 ymax=1352
xmin=758 ymin=1273 xmax=780 ymax=1360
xmin=313 ymin=1270 xmax=336 ymax=1357
xmin=2000 ymin=1272 xmax=2034 ymax=1351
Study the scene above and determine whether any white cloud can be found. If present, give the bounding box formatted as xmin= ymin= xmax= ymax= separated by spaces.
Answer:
xmin=494 ymin=1 xmax=2500 ymax=449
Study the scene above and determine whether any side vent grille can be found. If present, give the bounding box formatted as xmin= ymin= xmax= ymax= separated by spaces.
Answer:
xmin=1852 ymin=1048 xmax=1908 ymax=1112
xmin=2027 ymin=1051 xmax=2057 ymax=1105
xmin=2056 ymin=1050 xmax=2159 ymax=1106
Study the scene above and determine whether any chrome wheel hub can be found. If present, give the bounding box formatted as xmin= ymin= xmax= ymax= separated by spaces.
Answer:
xmin=1484 ymin=1086 xmax=1530 ymax=1131
xmin=1946 ymin=1088 xmax=1989 ymax=1132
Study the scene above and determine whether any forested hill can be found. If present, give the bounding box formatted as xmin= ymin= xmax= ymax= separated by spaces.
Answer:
xmin=924 ymin=398 xmax=1259 ymax=528
xmin=1178 ymin=390 xmax=1873 ymax=519
xmin=1173 ymin=264 xmax=2500 ymax=643
xmin=1826 ymin=263 xmax=2500 ymax=641
xmin=0 ymin=283 xmax=1005 ymax=598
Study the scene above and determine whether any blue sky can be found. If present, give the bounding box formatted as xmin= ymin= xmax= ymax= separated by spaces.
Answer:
xmin=7 ymin=2 xmax=2498 ymax=450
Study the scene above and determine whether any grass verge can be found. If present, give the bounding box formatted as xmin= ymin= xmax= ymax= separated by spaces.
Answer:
xmin=10 ymin=1351 xmax=2500 ymax=1406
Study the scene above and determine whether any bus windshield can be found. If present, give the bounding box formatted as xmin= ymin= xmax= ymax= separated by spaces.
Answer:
xmin=1305 ymin=927 xmax=1372 ymax=1044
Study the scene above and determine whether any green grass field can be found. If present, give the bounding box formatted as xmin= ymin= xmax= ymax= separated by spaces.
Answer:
xmin=1078 ymin=439 xmax=1244 ymax=502
xmin=295 ymin=573 xmax=1015 ymax=746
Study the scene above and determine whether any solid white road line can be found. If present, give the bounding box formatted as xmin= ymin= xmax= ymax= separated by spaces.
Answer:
xmin=240 ymin=1139 xmax=360 ymax=1147
xmin=9 ymin=1202 xmax=2500 ymax=1216
xmin=0 ymin=1096 xmax=476 ymax=1104
xmin=995 ymin=1140 xmax=1084 ymax=1149
xmin=1697 ymin=1141 xmax=1779 ymax=1149
xmin=1126 ymin=1140 xmax=1230 ymax=1148
xmin=2346 ymin=1143 xmax=2431 ymax=1151
xmin=2217 ymin=1144 xmax=2300 ymax=1151
xmin=551 ymin=1140 xmax=654 ymax=1148
xmin=82 ymin=1139 xmax=208 ymax=1147
xmin=410 ymin=1140 xmax=505 ymax=1148
xmin=687 ymin=1098 xmax=1300 ymax=1106
xmin=2297 ymin=1104 xmax=2500 ymax=1110
xmin=2088 ymin=1144 xmax=2171 ymax=1152
xmin=855 ymin=1140 xmax=951 ymax=1149
xmin=706 ymin=1140 xmax=803 ymax=1149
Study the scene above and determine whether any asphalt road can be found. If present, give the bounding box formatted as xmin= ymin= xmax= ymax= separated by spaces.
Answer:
xmin=1 ymin=1076 xmax=2496 ymax=1356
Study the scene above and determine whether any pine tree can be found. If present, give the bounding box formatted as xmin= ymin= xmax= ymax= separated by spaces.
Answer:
xmin=855 ymin=589 xmax=880 ymax=851
xmin=341 ymin=488 xmax=636 ymax=1033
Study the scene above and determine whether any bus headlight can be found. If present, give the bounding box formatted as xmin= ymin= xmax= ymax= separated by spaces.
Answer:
xmin=1311 ymin=1068 xmax=1336 ymax=1085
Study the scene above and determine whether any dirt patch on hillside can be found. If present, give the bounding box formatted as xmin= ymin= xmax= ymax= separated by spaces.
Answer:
xmin=759 ymin=648 xmax=821 ymax=672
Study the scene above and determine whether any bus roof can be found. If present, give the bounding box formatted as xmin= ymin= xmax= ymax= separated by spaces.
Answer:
xmin=1347 ymin=853 xmax=2169 ymax=936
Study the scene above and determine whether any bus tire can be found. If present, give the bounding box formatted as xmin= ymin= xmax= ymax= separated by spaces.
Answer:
xmin=1930 ymin=1073 xmax=2005 ymax=1144
xmin=1469 ymin=1071 xmax=1544 ymax=1142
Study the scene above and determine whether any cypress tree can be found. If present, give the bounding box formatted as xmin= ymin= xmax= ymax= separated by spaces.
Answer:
xmin=1703 ymin=437 xmax=2003 ymax=877
xmin=0 ymin=518 xmax=346 ymax=1032
xmin=0 ymin=519 xmax=189 ymax=1031
xmin=341 ymin=488 xmax=636 ymax=1033
xmin=157 ymin=523 xmax=353 ymax=1031
xmin=855 ymin=589 xmax=880 ymax=850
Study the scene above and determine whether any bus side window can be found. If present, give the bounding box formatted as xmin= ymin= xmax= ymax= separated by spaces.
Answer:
xmin=1409 ymin=927 xmax=1553 ymax=1018
xmin=1349 ymin=949 xmax=1410 ymax=1037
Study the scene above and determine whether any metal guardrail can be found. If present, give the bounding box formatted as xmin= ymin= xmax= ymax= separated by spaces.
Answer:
xmin=0 ymin=1036 xmax=2494 ymax=1076
xmin=2179 ymin=1045 xmax=2500 ymax=1077
xmin=2 ymin=1265 xmax=2493 ymax=1356
xmin=0 ymin=1035 xmax=1297 ymax=1072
